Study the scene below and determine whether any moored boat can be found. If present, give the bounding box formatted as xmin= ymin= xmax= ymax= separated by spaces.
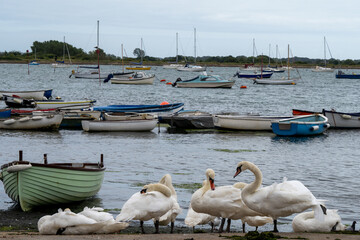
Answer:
xmin=0 ymin=109 xmax=11 ymax=118
xmin=107 ymin=72 xmax=155 ymax=85
xmin=253 ymin=78 xmax=297 ymax=85
xmin=271 ymin=114 xmax=330 ymax=136
xmin=172 ymin=73 xmax=235 ymax=88
xmin=322 ymin=109 xmax=360 ymax=129
xmin=0 ymin=89 xmax=52 ymax=100
xmin=35 ymin=99 xmax=96 ymax=110
xmin=335 ymin=70 xmax=360 ymax=79
xmin=0 ymin=113 xmax=63 ymax=130
xmin=93 ymin=102 xmax=184 ymax=116
xmin=82 ymin=113 xmax=158 ymax=132
xmin=159 ymin=110 xmax=214 ymax=130
xmin=234 ymin=71 xmax=273 ymax=79
xmin=0 ymin=151 xmax=105 ymax=211
xmin=213 ymin=114 xmax=291 ymax=131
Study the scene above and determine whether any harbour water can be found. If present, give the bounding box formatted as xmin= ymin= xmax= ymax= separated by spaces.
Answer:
xmin=0 ymin=63 xmax=359 ymax=232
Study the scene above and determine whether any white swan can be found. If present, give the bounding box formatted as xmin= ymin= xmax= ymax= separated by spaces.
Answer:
xmin=190 ymin=168 xmax=263 ymax=233
xmin=38 ymin=208 xmax=128 ymax=235
xmin=234 ymin=161 xmax=327 ymax=232
xmin=116 ymin=183 xmax=174 ymax=233
xmin=155 ymin=174 xmax=182 ymax=233
xmin=185 ymin=203 xmax=220 ymax=232
xmin=292 ymin=209 xmax=345 ymax=232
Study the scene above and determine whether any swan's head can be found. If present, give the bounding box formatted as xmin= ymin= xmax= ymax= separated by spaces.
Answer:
xmin=233 ymin=161 xmax=250 ymax=178
xmin=205 ymin=168 xmax=215 ymax=190
xmin=140 ymin=183 xmax=172 ymax=197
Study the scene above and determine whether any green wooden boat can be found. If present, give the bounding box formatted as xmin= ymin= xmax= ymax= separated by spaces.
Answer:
xmin=0 ymin=151 xmax=105 ymax=211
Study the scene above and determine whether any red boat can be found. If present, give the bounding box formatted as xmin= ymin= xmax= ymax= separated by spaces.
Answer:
xmin=292 ymin=109 xmax=320 ymax=116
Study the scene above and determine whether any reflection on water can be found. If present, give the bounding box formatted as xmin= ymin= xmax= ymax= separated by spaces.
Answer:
xmin=0 ymin=64 xmax=359 ymax=232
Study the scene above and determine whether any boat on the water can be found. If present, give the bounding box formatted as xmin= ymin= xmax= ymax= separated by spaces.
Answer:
xmin=0 ymin=113 xmax=63 ymax=130
xmin=82 ymin=113 xmax=158 ymax=132
xmin=177 ymin=64 xmax=206 ymax=72
xmin=93 ymin=102 xmax=184 ymax=116
xmin=35 ymin=99 xmax=96 ymax=110
xmin=335 ymin=70 xmax=360 ymax=79
xmin=271 ymin=114 xmax=330 ymax=136
xmin=106 ymin=72 xmax=155 ymax=85
xmin=0 ymin=109 xmax=12 ymax=118
xmin=234 ymin=71 xmax=273 ymax=79
xmin=0 ymin=89 xmax=52 ymax=100
xmin=0 ymin=151 xmax=105 ymax=211
xmin=159 ymin=110 xmax=214 ymax=130
xmin=213 ymin=114 xmax=291 ymax=131
xmin=172 ymin=73 xmax=235 ymax=88
xmin=323 ymin=109 xmax=360 ymax=129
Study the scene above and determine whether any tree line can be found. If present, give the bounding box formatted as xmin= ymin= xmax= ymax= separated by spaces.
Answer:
xmin=0 ymin=39 xmax=360 ymax=67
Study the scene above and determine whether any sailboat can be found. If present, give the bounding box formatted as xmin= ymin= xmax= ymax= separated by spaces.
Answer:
xmin=177 ymin=28 xmax=206 ymax=72
xmin=126 ymin=38 xmax=151 ymax=70
xmin=29 ymin=47 xmax=40 ymax=66
xmin=254 ymin=44 xmax=300 ymax=85
xmin=52 ymin=36 xmax=72 ymax=68
xmin=163 ymin=33 xmax=183 ymax=69
xmin=312 ymin=37 xmax=334 ymax=72
xmin=241 ymin=38 xmax=260 ymax=71
xmin=263 ymin=44 xmax=285 ymax=73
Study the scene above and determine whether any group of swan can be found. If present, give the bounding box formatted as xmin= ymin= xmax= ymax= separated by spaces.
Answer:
xmin=38 ymin=207 xmax=128 ymax=235
xmin=38 ymin=161 xmax=352 ymax=234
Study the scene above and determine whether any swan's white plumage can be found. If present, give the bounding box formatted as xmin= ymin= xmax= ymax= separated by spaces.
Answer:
xmin=234 ymin=161 xmax=326 ymax=231
xmin=241 ymin=216 xmax=273 ymax=228
xmin=185 ymin=203 xmax=219 ymax=227
xmin=116 ymin=183 xmax=174 ymax=222
xmin=38 ymin=208 xmax=128 ymax=235
xmin=190 ymin=169 xmax=262 ymax=221
xmin=156 ymin=174 xmax=182 ymax=226
xmin=292 ymin=210 xmax=345 ymax=232
xmin=78 ymin=206 xmax=114 ymax=222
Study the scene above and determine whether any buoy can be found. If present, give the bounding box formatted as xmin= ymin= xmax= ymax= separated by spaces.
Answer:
xmin=240 ymin=85 xmax=247 ymax=89
xmin=166 ymin=82 xmax=172 ymax=85
xmin=160 ymin=79 xmax=166 ymax=82
xmin=160 ymin=101 xmax=169 ymax=105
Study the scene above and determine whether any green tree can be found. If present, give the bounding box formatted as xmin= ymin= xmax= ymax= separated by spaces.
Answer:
xmin=133 ymin=48 xmax=145 ymax=59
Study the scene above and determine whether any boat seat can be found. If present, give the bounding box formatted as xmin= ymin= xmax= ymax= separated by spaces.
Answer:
xmin=72 ymin=163 xmax=84 ymax=168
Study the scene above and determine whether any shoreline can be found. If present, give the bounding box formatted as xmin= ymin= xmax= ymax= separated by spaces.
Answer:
xmin=1 ymin=231 xmax=360 ymax=240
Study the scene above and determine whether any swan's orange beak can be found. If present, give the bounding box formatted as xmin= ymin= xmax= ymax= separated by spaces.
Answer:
xmin=140 ymin=188 xmax=147 ymax=194
xmin=233 ymin=166 xmax=242 ymax=178
xmin=209 ymin=178 xmax=215 ymax=190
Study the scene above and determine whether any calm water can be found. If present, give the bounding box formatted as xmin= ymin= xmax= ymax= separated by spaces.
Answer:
xmin=0 ymin=63 xmax=359 ymax=232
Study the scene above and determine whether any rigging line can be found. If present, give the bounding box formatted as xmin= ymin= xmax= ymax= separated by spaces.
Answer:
xmin=325 ymin=39 xmax=334 ymax=59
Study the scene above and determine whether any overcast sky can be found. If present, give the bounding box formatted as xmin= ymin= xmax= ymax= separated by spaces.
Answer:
xmin=1 ymin=0 xmax=359 ymax=60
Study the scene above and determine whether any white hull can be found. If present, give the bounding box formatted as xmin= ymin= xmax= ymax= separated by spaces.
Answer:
xmin=73 ymin=72 xmax=109 ymax=79
xmin=176 ymin=81 xmax=235 ymax=88
xmin=0 ymin=114 xmax=63 ymax=130
xmin=111 ymin=76 xmax=155 ymax=85
xmin=213 ymin=115 xmax=291 ymax=131
xmin=103 ymin=113 xmax=157 ymax=121
xmin=81 ymin=119 xmax=158 ymax=132
xmin=311 ymin=66 xmax=333 ymax=72
xmin=177 ymin=66 xmax=206 ymax=72
xmin=254 ymin=79 xmax=297 ymax=85
xmin=35 ymin=100 xmax=95 ymax=110
xmin=163 ymin=64 xmax=183 ymax=69
xmin=0 ymin=90 xmax=51 ymax=100
xmin=52 ymin=63 xmax=72 ymax=68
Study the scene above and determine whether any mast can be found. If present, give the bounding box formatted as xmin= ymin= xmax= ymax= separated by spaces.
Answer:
xmin=140 ymin=38 xmax=143 ymax=64
xmin=96 ymin=20 xmax=100 ymax=84
xmin=324 ymin=36 xmax=326 ymax=67
xmin=194 ymin=28 xmax=196 ymax=63
xmin=63 ymin=36 xmax=65 ymax=62
xmin=121 ymin=43 xmax=124 ymax=73
xmin=287 ymin=44 xmax=290 ymax=80
xmin=252 ymin=38 xmax=255 ymax=64
xmin=268 ymin=44 xmax=271 ymax=66
xmin=176 ymin=32 xmax=178 ymax=63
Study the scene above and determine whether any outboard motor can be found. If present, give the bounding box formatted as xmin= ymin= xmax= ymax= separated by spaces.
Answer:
xmin=172 ymin=78 xmax=182 ymax=87
xmin=103 ymin=74 xmax=114 ymax=83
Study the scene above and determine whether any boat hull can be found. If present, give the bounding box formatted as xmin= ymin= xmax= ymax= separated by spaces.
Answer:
xmin=0 ymin=162 xmax=105 ymax=211
xmin=271 ymin=114 xmax=329 ymax=136
xmin=235 ymin=72 xmax=273 ymax=78
xmin=93 ymin=103 xmax=184 ymax=116
xmin=160 ymin=111 xmax=214 ymax=129
xmin=35 ymin=100 xmax=96 ymax=110
xmin=0 ymin=89 xmax=52 ymax=100
xmin=0 ymin=114 xmax=63 ymax=130
xmin=82 ymin=119 xmax=158 ymax=132
xmin=323 ymin=110 xmax=360 ymax=128
xmin=254 ymin=79 xmax=297 ymax=85
xmin=175 ymin=81 xmax=234 ymax=88
xmin=126 ymin=66 xmax=151 ymax=70
xmin=177 ymin=66 xmax=206 ymax=72
xmin=213 ymin=115 xmax=291 ymax=131
xmin=111 ymin=76 xmax=155 ymax=85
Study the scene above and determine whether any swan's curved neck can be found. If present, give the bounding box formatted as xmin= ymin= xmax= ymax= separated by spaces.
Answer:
xmin=244 ymin=163 xmax=263 ymax=194
xmin=143 ymin=183 xmax=172 ymax=198
xmin=201 ymin=178 xmax=211 ymax=196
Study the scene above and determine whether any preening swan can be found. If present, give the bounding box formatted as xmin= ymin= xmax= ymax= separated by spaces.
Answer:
xmin=155 ymin=174 xmax=182 ymax=233
xmin=234 ymin=161 xmax=327 ymax=232
xmin=190 ymin=168 xmax=263 ymax=233
xmin=292 ymin=209 xmax=345 ymax=232
xmin=38 ymin=208 xmax=128 ymax=235
xmin=185 ymin=204 xmax=221 ymax=232
xmin=116 ymin=183 xmax=174 ymax=233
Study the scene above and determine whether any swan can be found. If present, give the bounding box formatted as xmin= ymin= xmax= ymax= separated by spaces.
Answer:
xmin=292 ymin=209 xmax=345 ymax=232
xmin=116 ymin=183 xmax=174 ymax=233
xmin=185 ymin=203 xmax=220 ymax=232
xmin=155 ymin=174 xmax=182 ymax=233
xmin=345 ymin=221 xmax=356 ymax=231
xmin=233 ymin=161 xmax=327 ymax=232
xmin=38 ymin=208 xmax=128 ymax=235
xmin=190 ymin=168 xmax=263 ymax=233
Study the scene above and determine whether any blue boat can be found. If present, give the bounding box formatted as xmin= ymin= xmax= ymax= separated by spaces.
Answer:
xmin=0 ymin=109 xmax=11 ymax=118
xmin=93 ymin=103 xmax=184 ymax=116
xmin=335 ymin=70 xmax=360 ymax=79
xmin=271 ymin=114 xmax=330 ymax=136
xmin=234 ymin=72 xmax=273 ymax=79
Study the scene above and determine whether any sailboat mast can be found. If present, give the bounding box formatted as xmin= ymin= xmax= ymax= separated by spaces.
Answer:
xmin=63 ymin=36 xmax=65 ymax=61
xmin=96 ymin=20 xmax=100 ymax=84
xmin=324 ymin=36 xmax=326 ymax=67
xmin=287 ymin=44 xmax=290 ymax=80
xmin=176 ymin=32 xmax=178 ymax=63
xmin=194 ymin=28 xmax=196 ymax=63
xmin=121 ymin=43 xmax=124 ymax=73
xmin=268 ymin=44 xmax=271 ymax=66
xmin=252 ymin=38 xmax=255 ymax=64
xmin=141 ymin=38 xmax=143 ymax=64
